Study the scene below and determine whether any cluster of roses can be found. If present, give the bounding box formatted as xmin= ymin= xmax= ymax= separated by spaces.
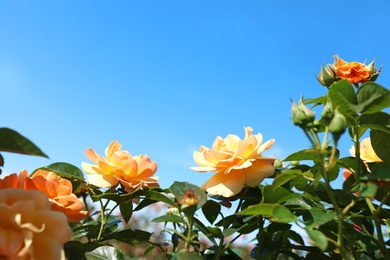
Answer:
xmin=0 ymin=55 xmax=381 ymax=259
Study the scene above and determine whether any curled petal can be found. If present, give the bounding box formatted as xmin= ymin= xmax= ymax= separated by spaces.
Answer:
xmin=243 ymin=158 xmax=275 ymax=186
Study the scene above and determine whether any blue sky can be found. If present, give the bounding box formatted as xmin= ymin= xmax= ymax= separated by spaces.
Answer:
xmin=1 ymin=0 xmax=390 ymax=190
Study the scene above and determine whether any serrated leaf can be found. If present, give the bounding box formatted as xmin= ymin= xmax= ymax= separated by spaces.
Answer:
xmin=356 ymin=82 xmax=390 ymax=114
xmin=0 ymin=127 xmax=48 ymax=158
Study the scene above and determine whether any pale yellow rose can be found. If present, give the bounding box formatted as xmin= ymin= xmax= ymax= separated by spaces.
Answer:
xmin=81 ymin=140 xmax=159 ymax=192
xmin=191 ymin=127 xmax=275 ymax=197
xmin=349 ymin=137 xmax=382 ymax=163
xmin=0 ymin=189 xmax=71 ymax=259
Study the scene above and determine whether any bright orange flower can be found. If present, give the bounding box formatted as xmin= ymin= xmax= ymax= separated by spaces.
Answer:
xmin=331 ymin=55 xmax=371 ymax=84
xmin=0 ymin=188 xmax=71 ymax=259
xmin=81 ymin=140 xmax=159 ymax=192
xmin=0 ymin=170 xmax=87 ymax=222
xmin=191 ymin=127 xmax=275 ymax=197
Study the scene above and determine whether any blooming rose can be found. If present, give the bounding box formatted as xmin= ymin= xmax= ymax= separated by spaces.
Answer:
xmin=191 ymin=127 xmax=275 ymax=197
xmin=331 ymin=55 xmax=371 ymax=84
xmin=81 ymin=140 xmax=159 ymax=192
xmin=343 ymin=137 xmax=386 ymax=186
xmin=0 ymin=170 xmax=87 ymax=222
xmin=0 ymin=189 xmax=71 ymax=259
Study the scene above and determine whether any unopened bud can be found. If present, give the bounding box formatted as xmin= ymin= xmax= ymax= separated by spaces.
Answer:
xmin=321 ymin=99 xmax=334 ymax=123
xmin=291 ymin=96 xmax=315 ymax=128
xmin=316 ymin=64 xmax=336 ymax=87
xmin=329 ymin=108 xmax=347 ymax=141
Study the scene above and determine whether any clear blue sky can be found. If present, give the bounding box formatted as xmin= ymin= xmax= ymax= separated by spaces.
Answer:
xmin=1 ymin=1 xmax=390 ymax=189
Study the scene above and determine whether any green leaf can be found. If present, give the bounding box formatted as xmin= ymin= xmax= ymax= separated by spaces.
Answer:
xmin=305 ymin=229 xmax=328 ymax=251
xmin=309 ymin=208 xmax=336 ymax=226
xmin=85 ymin=246 xmax=125 ymax=260
xmin=272 ymin=173 xmax=299 ymax=189
xmin=357 ymin=112 xmax=390 ymax=139
xmin=237 ymin=203 xmax=297 ymax=223
xmin=151 ymin=214 xmax=186 ymax=224
xmin=328 ymin=80 xmax=357 ymax=116
xmin=169 ymin=181 xmax=207 ymax=209
xmin=222 ymin=227 xmax=237 ymax=238
xmin=202 ymin=200 xmax=221 ymax=225
xmin=371 ymin=129 xmax=390 ymax=163
xmin=171 ymin=252 xmax=203 ymax=260
xmin=283 ymin=149 xmax=322 ymax=162
xmin=0 ymin=127 xmax=48 ymax=158
xmin=356 ymin=82 xmax=390 ymax=114
xmin=263 ymin=185 xmax=292 ymax=203
xmin=33 ymin=162 xmax=84 ymax=180
xmin=119 ymin=200 xmax=133 ymax=224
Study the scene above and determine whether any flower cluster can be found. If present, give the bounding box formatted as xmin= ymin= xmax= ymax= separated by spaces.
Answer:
xmin=316 ymin=55 xmax=380 ymax=87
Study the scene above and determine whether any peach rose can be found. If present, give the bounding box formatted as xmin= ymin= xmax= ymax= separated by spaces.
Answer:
xmin=81 ymin=140 xmax=159 ymax=192
xmin=331 ymin=55 xmax=371 ymax=84
xmin=0 ymin=189 xmax=71 ymax=259
xmin=0 ymin=170 xmax=87 ymax=222
xmin=349 ymin=137 xmax=382 ymax=164
xmin=344 ymin=137 xmax=386 ymax=186
xmin=191 ymin=127 xmax=275 ymax=197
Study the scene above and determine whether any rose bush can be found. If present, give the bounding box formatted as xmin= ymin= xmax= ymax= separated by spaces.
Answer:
xmin=190 ymin=126 xmax=275 ymax=197
xmin=0 ymin=54 xmax=389 ymax=259
xmin=0 ymin=189 xmax=71 ymax=259
xmin=81 ymin=140 xmax=159 ymax=192
xmin=0 ymin=170 xmax=87 ymax=222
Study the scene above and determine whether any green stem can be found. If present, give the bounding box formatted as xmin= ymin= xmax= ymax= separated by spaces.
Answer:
xmin=366 ymin=198 xmax=389 ymax=258
xmin=256 ymin=217 xmax=265 ymax=260
xmin=352 ymin=123 xmax=362 ymax=182
xmin=309 ymin=129 xmax=322 ymax=149
xmin=321 ymin=126 xmax=330 ymax=150
xmin=321 ymin=141 xmax=347 ymax=258
xmin=96 ymin=199 xmax=109 ymax=241
xmin=184 ymin=216 xmax=194 ymax=251
xmin=303 ymin=129 xmax=316 ymax=148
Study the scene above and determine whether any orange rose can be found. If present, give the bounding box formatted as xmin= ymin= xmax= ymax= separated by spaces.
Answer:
xmin=0 ymin=189 xmax=71 ymax=259
xmin=81 ymin=140 xmax=159 ymax=192
xmin=0 ymin=170 xmax=87 ymax=222
xmin=331 ymin=55 xmax=371 ymax=84
xmin=191 ymin=127 xmax=275 ymax=197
